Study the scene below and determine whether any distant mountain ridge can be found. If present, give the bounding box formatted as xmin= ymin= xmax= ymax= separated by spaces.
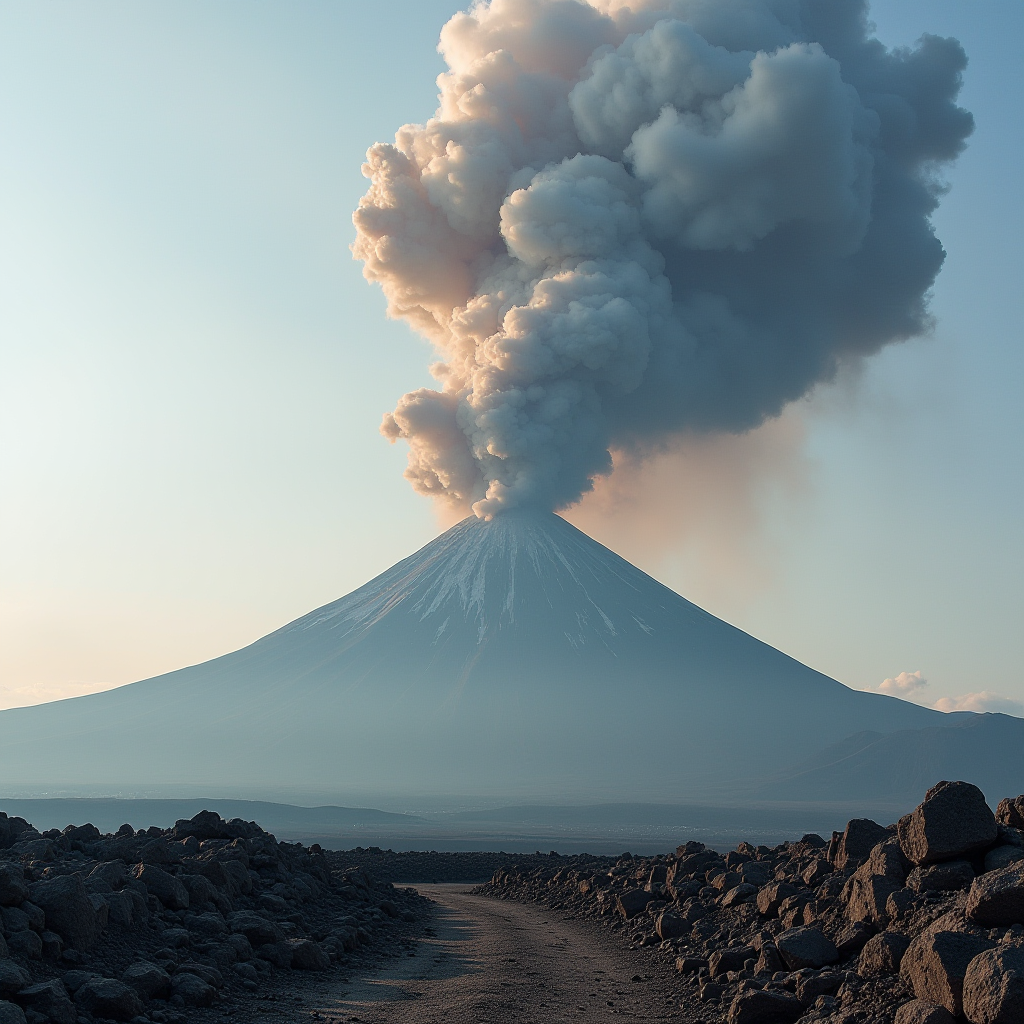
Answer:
xmin=758 ymin=713 xmax=1024 ymax=804
xmin=0 ymin=511 xmax=1019 ymax=806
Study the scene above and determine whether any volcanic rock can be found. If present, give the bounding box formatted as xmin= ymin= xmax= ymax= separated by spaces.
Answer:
xmin=962 ymin=945 xmax=1024 ymax=1024
xmin=0 ymin=962 xmax=30 ymax=998
xmin=0 ymin=869 xmax=27 ymax=909
xmin=721 ymin=883 xmax=757 ymax=907
xmin=775 ymin=927 xmax=838 ymax=970
xmin=908 ymin=861 xmax=974 ymax=893
xmin=655 ymin=911 xmax=687 ymax=940
xmin=756 ymin=883 xmax=799 ymax=918
xmin=985 ymin=846 xmax=1024 ymax=873
xmin=727 ymin=988 xmax=803 ymax=1024
xmin=995 ymin=797 xmax=1024 ymax=830
xmin=836 ymin=819 xmax=891 ymax=870
xmin=13 ymin=980 xmax=75 ymax=1024
xmin=899 ymin=782 xmax=998 ymax=865
xmin=132 ymin=864 xmax=189 ymax=910
xmin=121 ymin=961 xmax=171 ymax=1001
xmin=286 ymin=937 xmax=330 ymax=971
xmin=894 ymin=1000 xmax=957 ymax=1024
xmin=3 ymin=934 xmax=39 ymax=961
xmin=27 ymin=876 xmax=101 ymax=951
xmin=900 ymin=930 xmax=995 ymax=1016
xmin=73 ymin=978 xmax=143 ymax=1022
xmin=709 ymin=946 xmax=755 ymax=978
xmin=171 ymin=972 xmax=216 ymax=1006
xmin=859 ymin=931 xmax=912 ymax=976
xmin=616 ymin=889 xmax=653 ymax=919
xmin=966 ymin=862 xmax=1024 ymax=926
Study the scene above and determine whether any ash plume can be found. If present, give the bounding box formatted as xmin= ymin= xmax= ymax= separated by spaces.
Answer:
xmin=353 ymin=0 xmax=972 ymax=519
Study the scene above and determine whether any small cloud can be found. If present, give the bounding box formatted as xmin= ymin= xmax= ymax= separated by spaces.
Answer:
xmin=879 ymin=670 xmax=928 ymax=696
xmin=934 ymin=691 xmax=1024 ymax=716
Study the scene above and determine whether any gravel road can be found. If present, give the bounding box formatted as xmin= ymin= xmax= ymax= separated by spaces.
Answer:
xmin=311 ymin=884 xmax=708 ymax=1023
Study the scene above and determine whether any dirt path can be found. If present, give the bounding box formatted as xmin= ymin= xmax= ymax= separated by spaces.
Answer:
xmin=311 ymin=884 xmax=703 ymax=1023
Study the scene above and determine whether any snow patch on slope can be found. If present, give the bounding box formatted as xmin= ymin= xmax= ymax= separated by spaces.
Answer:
xmin=286 ymin=510 xmax=707 ymax=654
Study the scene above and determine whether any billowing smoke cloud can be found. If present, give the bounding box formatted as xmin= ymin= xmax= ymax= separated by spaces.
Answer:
xmin=353 ymin=0 xmax=972 ymax=518
xmin=878 ymin=670 xmax=928 ymax=697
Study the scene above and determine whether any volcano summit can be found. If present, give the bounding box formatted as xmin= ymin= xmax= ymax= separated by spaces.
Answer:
xmin=1 ymin=513 xmax=1019 ymax=804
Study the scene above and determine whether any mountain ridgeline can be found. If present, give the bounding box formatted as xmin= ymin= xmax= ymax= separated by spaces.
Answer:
xmin=0 ymin=512 xmax=1019 ymax=805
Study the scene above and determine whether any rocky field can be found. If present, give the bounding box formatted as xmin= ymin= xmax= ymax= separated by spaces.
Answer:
xmin=4 ymin=781 xmax=1023 ymax=1024
xmin=316 ymin=848 xmax=582 ymax=885
xmin=0 ymin=809 xmax=429 ymax=1024
xmin=480 ymin=782 xmax=1024 ymax=1024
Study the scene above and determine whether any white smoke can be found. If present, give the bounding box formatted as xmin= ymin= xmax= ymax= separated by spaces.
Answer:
xmin=354 ymin=0 xmax=972 ymax=518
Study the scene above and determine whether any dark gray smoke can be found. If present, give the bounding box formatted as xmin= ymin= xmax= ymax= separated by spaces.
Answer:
xmin=353 ymin=0 xmax=972 ymax=518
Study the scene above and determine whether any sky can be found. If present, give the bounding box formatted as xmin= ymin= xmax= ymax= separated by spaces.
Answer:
xmin=0 ymin=0 xmax=1021 ymax=715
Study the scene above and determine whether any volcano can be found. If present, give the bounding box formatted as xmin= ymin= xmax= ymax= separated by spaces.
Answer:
xmin=0 ymin=511 xmax=1019 ymax=803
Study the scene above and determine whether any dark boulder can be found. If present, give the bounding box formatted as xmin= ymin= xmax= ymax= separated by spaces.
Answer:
xmin=286 ymin=938 xmax=330 ymax=971
xmin=900 ymin=930 xmax=995 ymax=1016
xmin=616 ymin=889 xmax=653 ymax=919
xmin=721 ymin=883 xmax=758 ymax=907
xmin=13 ymin=980 xmax=75 ymax=1024
xmin=73 ymin=978 xmax=143 ymax=1022
xmin=962 ymin=945 xmax=1024 ymax=1024
xmin=835 ymin=819 xmax=890 ymax=870
xmin=835 ymin=920 xmax=876 ymax=958
xmin=984 ymin=846 xmax=1024 ymax=873
xmin=775 ymin=927 xmax=839 ymax=970
xmin=0 ymin=867 xmax=27 ymax=908
xmin=170 ymin=972 xmax=216 ymax=1007
xmin=899 ymin=782 xmax=998 ymax=866
xmin=859 ymin=931 xmax=912 ymax=977
xmin=139 ymin=838 xmax=179 ymax=865
xmin=675 ymin=956 xmax=707 ymax=975
xmin=132 ymin=864 xmax=189 ymax=910
xmin=727 ymin=989 xmax=803 ymax=1024
xmin=908 ymin=861 xmax=974 ymax=893
xmin=795 ymin=973 xmax=843 ymax=1005
xmin=87 ymin=860 xmax=127 ymax=889
xmin=966 ymin=861 xmax=1024 ymax=926
xmin=121 ymin=961 xmax=171 ymax=1001
xmin=995 ymin=796 xmax=1024 ymax=830
xmin=756 ymin=882 xmax=799 ymax=918
xmin=105 ymin=889 xmax=147 ymax=929
xmin=0 ymin=961 xmax=31 ymax=998
xmin=172 ymin=810 xmax=252 ymax=842
xmin=227 ymin=911 xmax=283 ymax=947
xmin=0 ymin=1000 xmax=26 ymax=1024
xmin=655 ymin=911 xmax=687 ymax=940
xmin=709 ymin=946 xmax=755 ymax=978
xmin=4 ymin=932 xmax=40 ymax=960
xmin=27 ymin=876 xmax=101 ymax=951
xmin=174 ymin=963 xmax=223 ymax=988
xmin=894 ymin=1000 xmax=957 ymax=1024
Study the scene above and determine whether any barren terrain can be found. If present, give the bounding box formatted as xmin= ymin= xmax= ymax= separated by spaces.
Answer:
xmin=313 ymin=884 xmax=705 ymax=1023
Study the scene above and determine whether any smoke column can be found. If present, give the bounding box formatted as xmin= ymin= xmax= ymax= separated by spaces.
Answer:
xmin=353 ymin=0 xmax=972 ymax=519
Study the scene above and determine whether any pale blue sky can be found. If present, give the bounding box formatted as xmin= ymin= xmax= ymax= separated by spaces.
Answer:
xmin=0 ymin=0 xmax=1020 ymax=713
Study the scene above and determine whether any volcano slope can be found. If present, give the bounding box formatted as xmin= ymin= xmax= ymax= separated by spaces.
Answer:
xmin=0 ymin=511 xmax=1017 ymax=801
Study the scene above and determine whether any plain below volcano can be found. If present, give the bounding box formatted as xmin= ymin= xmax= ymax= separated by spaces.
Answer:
xmin=0 ymin=510 xmax=1018 ymax=804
